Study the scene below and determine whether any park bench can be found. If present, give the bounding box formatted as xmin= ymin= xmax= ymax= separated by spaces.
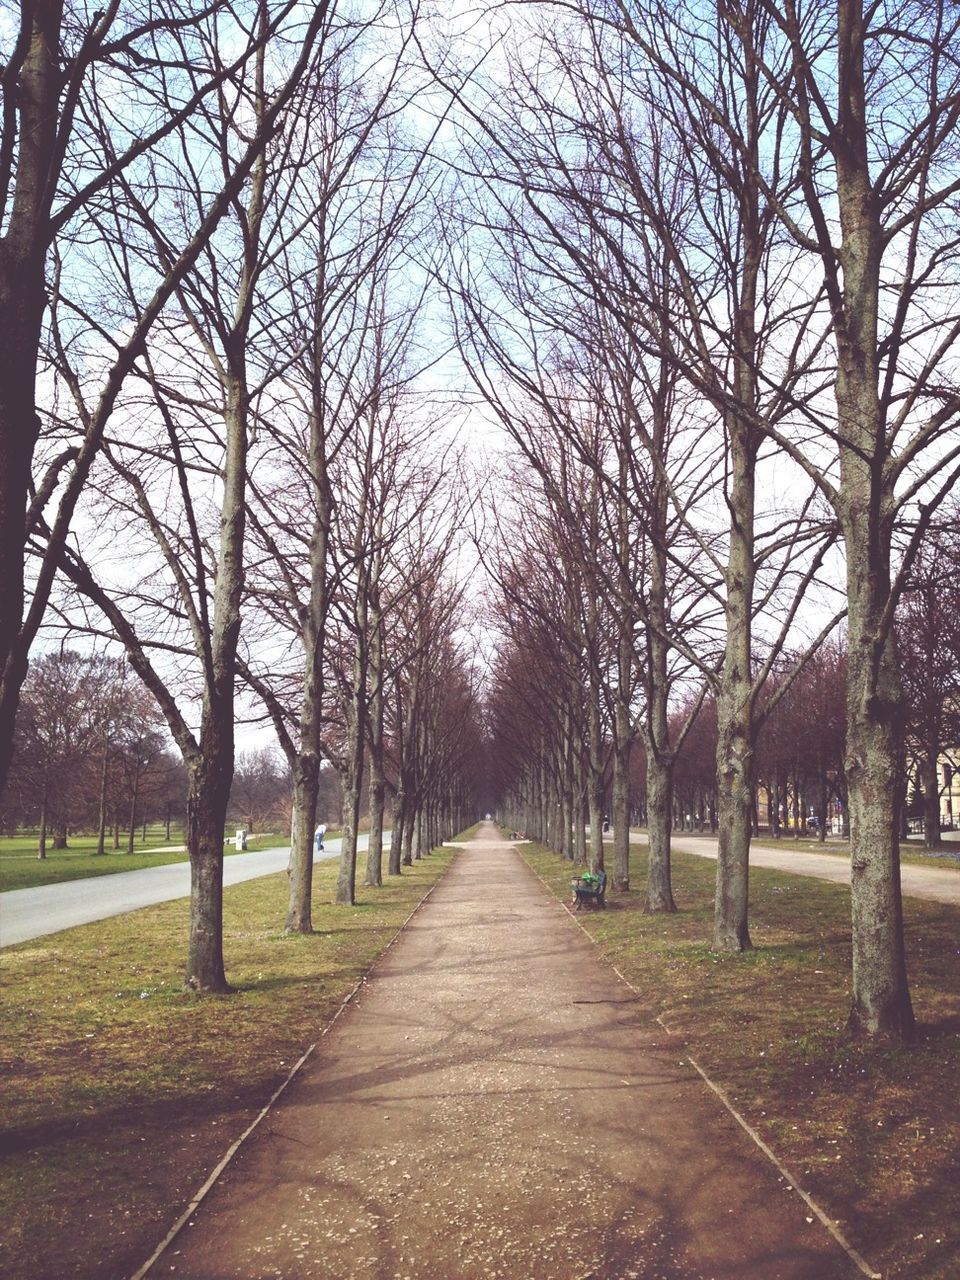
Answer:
xmin=571 ymin=868 xmax=607 ymax=910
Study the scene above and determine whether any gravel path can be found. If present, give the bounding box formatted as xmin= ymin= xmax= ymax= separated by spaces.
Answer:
xmin=149 ymin=823 xmax=861 ymax=1280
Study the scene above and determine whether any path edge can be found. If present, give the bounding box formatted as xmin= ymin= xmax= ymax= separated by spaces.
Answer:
xmin=128 ymin=858 xmax=457 ymax=1280
xmin=518 ymin=848 xmax=883 ymax=1280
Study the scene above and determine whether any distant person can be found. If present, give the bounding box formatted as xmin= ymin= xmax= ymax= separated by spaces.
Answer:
xmin=602 ymin=814 xmax=610 ymax=834
xmin=315 ymin=823 xmax=327 ymax=852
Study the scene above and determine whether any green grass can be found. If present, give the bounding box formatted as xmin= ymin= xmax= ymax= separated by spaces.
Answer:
xmin=522 ymin=841 xmax=960 ymax=1280
xmin=0 ymin=840 xmax=455 ymax=1280
xmin=0 ymin=845 xmax=191 ymax=891
xmin=0 ymin=830 xmax=345 ymax=891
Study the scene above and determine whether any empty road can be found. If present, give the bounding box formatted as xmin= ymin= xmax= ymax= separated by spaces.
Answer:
xmin=0 ymin=834 xmax=389 ymax=948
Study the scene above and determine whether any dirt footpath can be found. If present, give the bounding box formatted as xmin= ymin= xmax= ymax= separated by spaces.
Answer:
xmin=150 ymin=824 xmax=861 ymax=1280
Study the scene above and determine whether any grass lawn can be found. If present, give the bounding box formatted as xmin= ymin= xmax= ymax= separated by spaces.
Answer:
xmin=0 ymin=843 xmax=455 ymax=1280
xmin=524 ymin=841 xmax=959 ymax=1280
xmin=0 ymin=831 xmax=340 ymax=892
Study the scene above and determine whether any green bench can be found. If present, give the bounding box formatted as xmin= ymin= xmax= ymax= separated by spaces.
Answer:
xmin=571 ymin=869 xmax=607 ymax=910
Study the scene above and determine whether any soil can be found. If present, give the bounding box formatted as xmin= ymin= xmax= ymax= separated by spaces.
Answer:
xmin=148 ymin=824 xmax=863 ymax=1280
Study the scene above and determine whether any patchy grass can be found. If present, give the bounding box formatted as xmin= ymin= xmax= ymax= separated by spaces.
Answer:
xmin=522 ymin=842 xmax=960 ymax=1280
xmin=0 ymin=844 xmax=455 ymax=1280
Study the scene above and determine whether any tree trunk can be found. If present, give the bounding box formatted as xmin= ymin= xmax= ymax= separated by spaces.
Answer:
xmin=336 ymin=655 xmax=366 ymax=905
xmin=126 ymin=762 xmax=140 ymax=853
xmin=185 ymin=757 xmax=231 ymax=994
xmin=844 ymin=617 xmax=913 ymax=1038
xmin=366 ymin=764 xmax=385 ymax=887
xmin=390 ymin=799 xmax=404 ymax=876
xmin=711 ymin=26 xmax=762 ymax=950
xmin=574 ymin=787 xmax=587 ymax=867
xmin=286 ymin=756 xmax=319 ymax=933
xmin=402 ymin=807 xmax=414 ymax=866
xmin=336 ymin=774 xmax=360 ymax=904
xmin=832 ymin=0 xmax=913 ymax=1041
xmin=713 ymin=410 xmax=757 ymax=952
xmin=364 ymin=625 xmax=386 ymax=888
xmin=96 ymin=751 xmax=109 ymax=855
xmin=644 ymin=533 xmax=676 ymax=912
xmin=610 ymin=740 xmax=628 ymax=890
xmin=612 ymin=609 xmax=632 ymax=890
xmin=645 ymin=747 xmax=677 ymax=913
xmin=921 ymin=752 xmax=942 ymax=850
xmin=37 ymin=781 xmax=48 ymax=860
xmin=587 ymin=670 xmax=605 ymax=874
xmin=0 ymin=3 xmax=62 ymax=801
xmin=770 ymin=775 xmax=781 ymax=838
xmin=560 ymin=782 xmax=573 ymax=861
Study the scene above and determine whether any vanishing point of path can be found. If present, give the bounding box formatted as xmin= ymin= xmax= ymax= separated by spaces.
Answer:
xmin=148 ymin=823 xmax=864 ymax=1280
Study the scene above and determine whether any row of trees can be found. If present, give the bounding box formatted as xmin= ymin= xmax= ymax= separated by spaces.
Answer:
xmin=3 ymin=2 xmax=958 ymax=1042
xmin=1 ymin=2 xmax=484 ymax=991
xmin=463 ymin=0 xmax=960 ymax=1042
xmin=4 ymin=651 xmax=180 ymax=854
xmin=3 ymin=654 xmax=308 ymax=853
xmin=4 ymin=639 xmax=468 ymax=861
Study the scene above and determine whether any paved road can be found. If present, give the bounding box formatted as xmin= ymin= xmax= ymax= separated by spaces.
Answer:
xmin=148 ymin=823 xmax=863 ymax=1280
xmin=0 ymin=835 xmax=389 ymax=948
xmin=664 ymin=835 xmax=960 ymax=905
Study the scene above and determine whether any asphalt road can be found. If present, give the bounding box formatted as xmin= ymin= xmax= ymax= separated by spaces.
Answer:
xmin=0 ymin=835 xmax=389 ymax=949
xmin=666 ymin=834 xmax=960 ymax=905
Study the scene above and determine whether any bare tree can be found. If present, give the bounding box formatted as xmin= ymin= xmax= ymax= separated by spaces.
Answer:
xmin=239 ymin=16 xmax=446 ymax=926
xmin=13 ymin=649 xmax=115 ymax=854
xmin=43 ymin=5 xmax=332 ymax=990
xmin=438 ymin=5 xmax=844 ymax=947
xmin=0 ymin=2 xmax=327 ymax=796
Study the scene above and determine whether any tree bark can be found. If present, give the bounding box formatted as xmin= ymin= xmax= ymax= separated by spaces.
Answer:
xmin=0 ymin=2 xmax=61 ymax=795
xmin=390 ymin=799 xmax=405 ymax=877
xmin=126 ymin=757 xmax=140 ymax=854
xmin=364 ymin=613 xmax=386 ymax=888
xmin=185 ymin=755 xmax=231 ymax=993
xmin=713 ymin=431 xmax=756 ymax=950
xmin=833 ymin=0 xmax=913 ymax=1040
xmin=921 ymin=752 xmax=943 ymax=850
xmin=37 ymin=778 xmax=48 ymax=860
xmin=95 ymin=751 xmax=109 ymax=855
xmin=336 ymin=647 xmax=367 ymax=906
xmin=844 ymin=605 xmax=913 ymax=1038
xmin=645 ymin=747 xmax=677 ymax=914
xmin=286 ymin=757 xmax=319 ymax=933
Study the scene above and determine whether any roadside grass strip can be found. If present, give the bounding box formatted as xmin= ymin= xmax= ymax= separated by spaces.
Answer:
xmin=521 ymin=842 xmax=960 ymax=1280
xmin=0 ymin=832 xmax=339 ymax=892
xmin=0 ymin=846 xmax=456 ymax=1280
